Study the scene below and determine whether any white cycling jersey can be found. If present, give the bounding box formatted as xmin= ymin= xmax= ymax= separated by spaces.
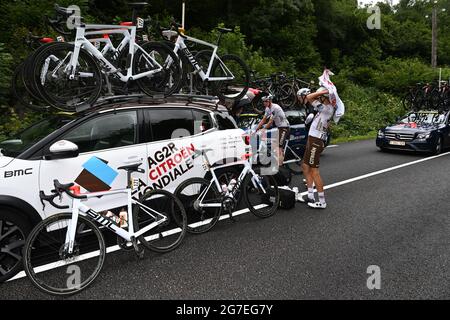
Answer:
xmin=309 ymin=100 xmax=335 ymax=141
xmin=264 ymin=103 xmax=290 ymax=128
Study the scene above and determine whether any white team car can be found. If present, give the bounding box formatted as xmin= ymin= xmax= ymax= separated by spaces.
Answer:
xmin=0 ymin=96 xmax=249 ymax=282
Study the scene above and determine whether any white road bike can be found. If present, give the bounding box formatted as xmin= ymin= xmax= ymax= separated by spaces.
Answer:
xmin=163 ymin=22 xmax=250 ymax=102
xmin=32 ymin=21 xmax=181 ymax=111
xmin=23 ymin=163 xmax=187 ymax=296
xmin=174 ymin=148 xmax=279 ymax=234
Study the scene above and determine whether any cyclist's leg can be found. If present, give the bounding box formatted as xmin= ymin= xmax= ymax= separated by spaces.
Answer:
xmin=278 ymin=127 xmax=290 ymax=166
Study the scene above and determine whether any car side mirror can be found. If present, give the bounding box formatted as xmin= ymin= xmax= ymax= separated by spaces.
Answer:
xmin=44 ymin=140 xmax=79 ymax=160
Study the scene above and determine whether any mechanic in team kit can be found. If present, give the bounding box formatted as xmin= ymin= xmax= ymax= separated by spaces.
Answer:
xmin=254 ymin=94 xmax=290 ymax=167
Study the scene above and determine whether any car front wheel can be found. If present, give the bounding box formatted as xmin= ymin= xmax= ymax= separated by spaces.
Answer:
xmin=0 ymin=209 xmax=31 ymax=283
xmin=434 ymin=136 xmax=443 ymax=155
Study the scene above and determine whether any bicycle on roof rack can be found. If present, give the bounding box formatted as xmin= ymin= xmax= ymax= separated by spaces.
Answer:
xmin=30 ymin=3 xmax=181 ymax=112
xmin=162 ymin=21 xmax=250 ymax=102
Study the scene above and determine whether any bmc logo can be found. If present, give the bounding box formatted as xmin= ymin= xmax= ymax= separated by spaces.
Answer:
xmin=4 ymin=168 xmax=33 ymax=178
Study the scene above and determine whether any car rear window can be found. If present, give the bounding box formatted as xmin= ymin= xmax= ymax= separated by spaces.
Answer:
xmin=148 ymin=109 xmax=195 ymax=141
xmin=215 ymin=112 xmax=237 ymax=130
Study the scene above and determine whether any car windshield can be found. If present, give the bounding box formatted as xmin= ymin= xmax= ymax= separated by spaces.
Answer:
xmin=0 ymin=115 xmax=74 ymax=158
xmin=400 ymin=112 xmax=447 ymax=125
xmin=238 ymin=115 xmax=262 ymax=129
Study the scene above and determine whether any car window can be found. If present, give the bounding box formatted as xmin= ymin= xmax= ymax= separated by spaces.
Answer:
xmin=60 ymin=111 xmax=138 ymax=154
xmin=285 ymin=110 xmax=305 ymax=125
xmin=215 ymin=112 xmax=237 ymax=130
xmin=148 ymin=109 xmax=194 ymax=141
xmin=402 ymin=112 xmax=446 ymax=125
xmin=192 ymin=110 xmax=213 ymax=133
xmin=0 ymin=116 xmax=74 ymax=158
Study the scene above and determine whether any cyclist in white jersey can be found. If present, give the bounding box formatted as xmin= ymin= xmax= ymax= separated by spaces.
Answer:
xmin=298 ymin=87 xmax=335 ymax=209
xmin=255 ymin=94 xmax=290 ymax=166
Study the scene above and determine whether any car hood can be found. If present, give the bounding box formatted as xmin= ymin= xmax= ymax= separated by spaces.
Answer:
xmin=0 ymin=155 xmax=14 ymax=168
xmin=385 ymin=122 xmax=444 ymax=133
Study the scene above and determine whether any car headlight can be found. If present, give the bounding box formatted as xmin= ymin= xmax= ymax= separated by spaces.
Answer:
xmin=377 ymin=130 xmax=385 ymax=138
xmin=416 ymin=132 xmax=431 ymax=140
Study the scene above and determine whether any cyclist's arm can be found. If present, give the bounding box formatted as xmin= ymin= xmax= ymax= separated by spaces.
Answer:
xmin=306 ymin=90 xmax=329 ymax=104
xmin=265 ymin=116 xmax=274 ymax=129
xmin=255 ymin=116 xmax=268 ymax=131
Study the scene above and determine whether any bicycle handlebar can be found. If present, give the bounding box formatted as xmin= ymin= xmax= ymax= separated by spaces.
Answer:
xmin=39 ymin=179 xmax=88 ymax=210
xmin=39 ymin=191 xmax=69 ymax=210
xmin=53 ymin=180 xmax=87 ymax=200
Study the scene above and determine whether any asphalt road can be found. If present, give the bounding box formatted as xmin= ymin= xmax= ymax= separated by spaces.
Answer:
xmin=1 ymin=139 xmax=449 ymax=300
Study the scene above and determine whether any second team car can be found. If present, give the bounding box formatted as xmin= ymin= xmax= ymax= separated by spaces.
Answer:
xmin=237 ymin=109 xmax=331 ymax=161
xmin=376 ymin=109 xmax=450 ymax=154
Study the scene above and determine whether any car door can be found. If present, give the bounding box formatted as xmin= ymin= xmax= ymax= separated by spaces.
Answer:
xmin=39 ymin=110 xmax=148 ymax=217
xmin=445 ymin=113 xmax=450 ymax=147
xmin=142 ymin=107 xmax=216 ymax=194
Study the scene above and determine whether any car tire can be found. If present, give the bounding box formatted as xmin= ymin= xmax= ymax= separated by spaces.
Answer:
xmin=0 ymin=208 xmax=32 ymax=283
xmin=434 ymin=136 xmax=443 ymax=155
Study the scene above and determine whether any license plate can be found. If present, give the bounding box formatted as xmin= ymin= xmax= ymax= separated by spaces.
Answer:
xmin=389 ymin=141 xmax=406 ymax=146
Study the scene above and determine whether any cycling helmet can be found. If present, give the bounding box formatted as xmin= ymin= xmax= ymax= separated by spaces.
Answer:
xmin=261 ymin=94 xmax=274 ymax=102
xmin=297 ymin=88 xmax=311 ymax=97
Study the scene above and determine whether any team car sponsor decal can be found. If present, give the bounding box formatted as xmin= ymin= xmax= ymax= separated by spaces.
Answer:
xmin=75 ymin=157 xmax=119 ymax=192
xmin=147 ymin=142 xmax=196 ymax=190
xmin=4 ymin=168 xmax=33 ymax=178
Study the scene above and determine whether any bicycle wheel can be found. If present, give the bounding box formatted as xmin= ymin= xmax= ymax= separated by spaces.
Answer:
xmin=23 ymin=43 xmax=57 ymax=104
xmin=10 ymin=62 xmax=49 ymax=111
xmin=23 ymin=213 xmax=106 ymax=296
xmin=278 ymin=83 xmax=296 ymax=109
xmin=174 ymin=177 xmax=222 ymax=234
xmin=429 ymin=89 xmax=441 ymax=110
xmin=134 ymin=41 xmax=182 ymax=97
xmin=211 ymin=54 xmax=250 ymax=101
xmin=163 ymin=41 xmax=195 ymax=93
xmin=441 ymin=90 xmax=450 ymax=111
xmin=252 ymin=92 xmax=269 ymax=114
xmin=32 ymin=42 xmax=103 ymax=111
xmin=243 ymin=173 xmax=279 ymax=218
xmin=284 ymin=147 xmax=302 ymax=175
xmin=402 ymin=92 xmax=413 ymax=110
xmin=133 ymin=189 xmax=186 ymax=253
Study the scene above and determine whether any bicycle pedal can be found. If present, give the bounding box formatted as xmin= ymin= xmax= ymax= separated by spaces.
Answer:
xmin=135 ymin=248 xmax=145 ymax=259
xmin=130 ymin=237 xmax=145 ymax=259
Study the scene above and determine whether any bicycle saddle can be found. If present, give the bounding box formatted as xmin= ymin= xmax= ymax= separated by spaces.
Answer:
xmin=118 ymin=163 xmax=144 ymax=173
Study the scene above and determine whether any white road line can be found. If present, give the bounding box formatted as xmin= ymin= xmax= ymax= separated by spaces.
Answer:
xmin=9 ymin=151 xmax=450 ymax=283
xmin=326 ymin=145 xmax=339 ymax=148
xmin=299 ymin=151 xmax=450 ymax=196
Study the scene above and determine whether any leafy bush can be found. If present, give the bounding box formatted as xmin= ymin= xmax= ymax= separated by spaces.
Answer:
xmin=331 ymin=81 xmax=404 ymax=139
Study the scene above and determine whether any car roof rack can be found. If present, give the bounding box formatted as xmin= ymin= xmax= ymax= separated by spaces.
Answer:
xmin=74 ymin=93 xmax=229 ymax=115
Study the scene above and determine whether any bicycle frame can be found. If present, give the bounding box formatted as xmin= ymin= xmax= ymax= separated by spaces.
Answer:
xmin=283 ymin=142 xmax=302 ymax=165
xmin=255 ymin=131 xmax=301 ymax=166
xmin=195 ymin=155 xmax=266 ymax=210
xmin=172 ymin=34 xmax=235 ymax=82
xmin=63 ymin=188 xmax=169 ymax=254
xmin=69 ymin=24 xmax=162 ymax=82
